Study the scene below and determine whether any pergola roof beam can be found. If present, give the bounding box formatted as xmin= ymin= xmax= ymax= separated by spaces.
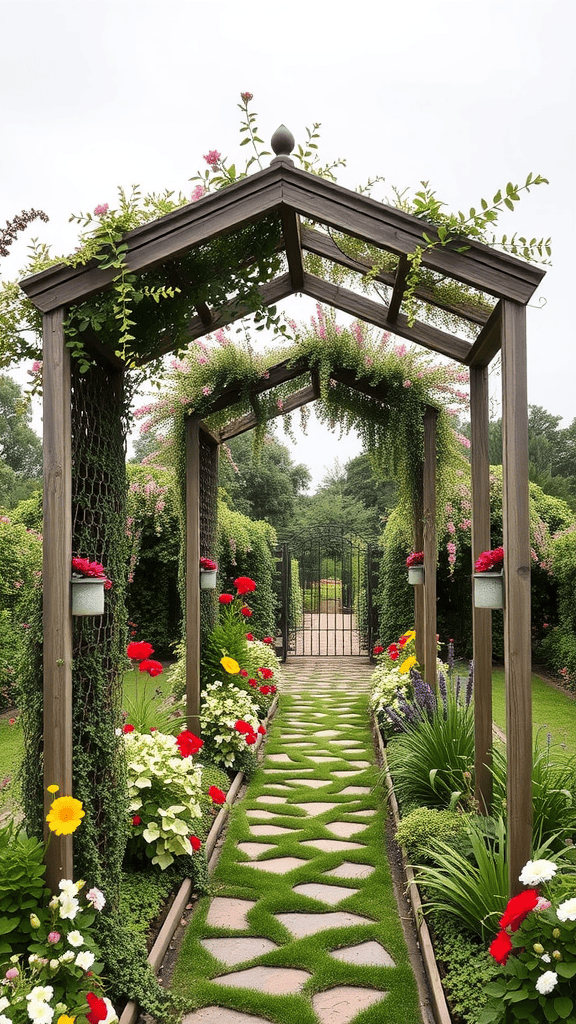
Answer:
xmin=197 ymin=355 xmax=311 ymax=419
xmin=464 ymin=303 xmax=502 ymax=367
xmin=280 ymin=205 xmax=304 ymax=291
xmin=218 ymin=382 xmax=318 ymax=441
xmin=386 ymin=256 xmax=410 ymax=325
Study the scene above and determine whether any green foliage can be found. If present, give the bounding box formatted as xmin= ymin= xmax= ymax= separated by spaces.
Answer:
xmin=97 ymin=910 xmax=177 ymax=1023
xmin=0 ymin=375 xmax=42 ymax=479
xmin=123 ymin=676 xmax=187 ymax=736
xmin=219 ymin=430 xmax=311 ymax=534
xmin=199 ymin=680 xmax=261 ymax=770
xmin=0 ymin=821 xmax=48 ymax=966
xmin=430 ymin=912 xmax=500 ymax=1024
xmin=394 ymin=806 xmax=473 ymax=863
xmin=0 ymin=513 xmax=42 ymax=710
xmin=215 ymin=501 xmax=277 ymax=634
xmin=537 ymin=527 xmax=576 ymax=682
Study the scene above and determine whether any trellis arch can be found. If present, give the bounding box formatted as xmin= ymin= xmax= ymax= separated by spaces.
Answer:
xmin=21 ymin=130 xmax=544 ymax=895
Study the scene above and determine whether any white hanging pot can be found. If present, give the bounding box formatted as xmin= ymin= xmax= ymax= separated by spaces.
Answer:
xmin=474 ymin=571 xmax=504 ymax=609
xmin=200 ymin=568 xmax=217 ymax=590
xmin=71 ymin=576 xmax=105 ymax=616
xmin=407 ymin=565 xmax=425 ymax=586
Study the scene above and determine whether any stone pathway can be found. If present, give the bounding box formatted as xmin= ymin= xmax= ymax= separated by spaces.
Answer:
xmin=181 ymin=657 xmax=423 ymax=1024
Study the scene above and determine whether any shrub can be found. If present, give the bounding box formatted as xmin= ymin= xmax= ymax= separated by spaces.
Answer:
xmin=395 ymin=806 xmax=473 ymax=862
xmin=0 ymin=515 xmax=42 ymax=711
xmin=0 ymin=821 xmax=48 ymax=967
xmin=199 ymin=680 xmax=261 ymax=770
xmin=431 ymin=912 xmax=500 ymax=1024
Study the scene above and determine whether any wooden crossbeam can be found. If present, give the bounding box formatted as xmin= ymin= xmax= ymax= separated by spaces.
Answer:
xmin=387 ymin=256 xmax=411 ymax=324
xmin=280 ymin=205 xmax=304 ymax=291
xmin=218 ymin=382 xmax=318 ymax=440
xmin=195 ymin=302 xmax=213 ymax=326
xmin=197 ymin=354 xmax=311 ymax=419
xmin=464 ymin=302 xmax=502 ymax=367
xmin=330 ymin=366 xmax=388 ymax=403
xmin=301 ymin=272 xmax=472 ymax=362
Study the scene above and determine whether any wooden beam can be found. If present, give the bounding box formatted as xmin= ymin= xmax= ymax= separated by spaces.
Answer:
xmin=195 ymin=302 xmax=213 ymax=326
xmin=42 ymin=308 xmax=73 ymax=891
xmin=218 ymin=383 xmax=318 ymax=441
xmin=185 ymin=417 xmax=201 ymax=736
xmin=387 ymin=256 xmax=410 ymax=324
xmin=464 ymin=302 xmax=503 ymax=367
xmin=302 ymin=272 xmax=472 ymax=362
xmin=199 ymin=354 xmax=310 ymax=418
xmin=423 ymin=407 xmax=437 ymax=690
xmin=470 ymin=364 xmax=493 ymax=814
xmin=414 ymin=470 xmax=425 ymax=667
xmin=302 ymin=225 xmax=493 ymax=327
xmin=501 ymin=300 xmax=532 ymax=894
xmin=280 ymin=205 xmax=304 ymax=291
xmin=330 ymin=367 xmax=388 ymax=403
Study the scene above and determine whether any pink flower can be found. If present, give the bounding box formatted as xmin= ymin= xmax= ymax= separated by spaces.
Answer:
xmin=403 ymin=380 xmax=412 ymax=388
xmin=93 ymin=204 xmax=109 ymax=216
xmin=240 ymin=92 xmax=253 ymax=101
xmin=202 ymin=385 xmax=213 ymax=396
xmin=191 ymin=185 xmax=206 ymax=202
xmin=48 ymin=931 xmax=61 ymax=944
xmin=86 ymin=887 xmax=106 ymax=911
xmin=5 ymin=967 xmax=18 ymax=979
xmin=204 ymin=150 xmax=221 ymax=166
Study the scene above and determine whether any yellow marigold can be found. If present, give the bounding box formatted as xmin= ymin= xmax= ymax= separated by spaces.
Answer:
xmin=46 ymin=795 xmax=85 ymax=835
xmin=220 ymin=656 xmax=240 ymax=675
xmin=399 ymin=655 xmax=417 ymax=675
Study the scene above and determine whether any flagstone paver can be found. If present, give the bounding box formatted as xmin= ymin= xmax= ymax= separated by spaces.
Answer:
xmin=212 ymin=965 xmax=311 ymax=994
xmin=200 ymin=937 xmax=279 ymax=966
xmin=288 ymin=778 xmax=329 ymax=788
xmin=325 ymin=821 xmax=368 ymax=838
xmin=292 ymin=882 xmax=359 ymax=904
xmin=275 ymin=910 xmax=374 ymax=938
xmin=293 ymin=801 xmax=340 ymax=815
xmin=183 ymin=1009 xmax=271 ymax=1024
xmin=306 ymin=838 xmax=366 ymax=852
xmin=312 ymin=985 xmax=388 ymax=1024
xmin=206 ymin=898 xmax=256 ymax=929
xmin=242 ymin=856 xmax=310 ymax=873
xmin=237 ymin=842 xmax=276 ymax=858
xmin=248 ymin=824 xmax=296 ymax=836
xmin=331 ymin=940 xmax=395 ymax=967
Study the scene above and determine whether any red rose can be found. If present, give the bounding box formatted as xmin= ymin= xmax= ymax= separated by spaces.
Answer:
xmin=127 ymin=640 xmax=154 ymax=660
xmin=176 ymin=730 xmax=204 ymax=757
xmin=86 ymin=993 xmax=108 ymax=1024
xmin=258 ymin=725 xmax=266 ymax=735
xmin=499 ymin=888 xmax=539 ymax=932
xmin=132 ymin=815 xmax=142 ymax=826
xmin=209 ymin=786 xmax=227 ymax=804
xmin=234 ymin=576 xmax=256 ymax=595
xmin=123 ymin=724 xmax=135 ymax=733
xmin=489 ymin=929 xmax=512 ymax=965
xmin=219 ymin=594 xmax=234 ymax=605
xmin=189 ymin=835 xmax=202 ymax=851
xmin=373 ymin=645 xmax=384 ymax=655
xmin=245 ymin=633 xmax=254 ymax=641
xmin=258 ymin=667 xmax=274 ymax=679
xmin=139 ymin=659 xmax=163 ymax=677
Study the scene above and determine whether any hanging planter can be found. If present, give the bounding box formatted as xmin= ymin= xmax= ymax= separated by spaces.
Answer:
xmin=406 ymin=551 xmax=424 ymax=586
xmin=70 ymin=556 xmax=111 ymax=616
xmin=200 ymin=557 xmax=218 ymax=590
xmin=474 ymin=546 xmax=504 ymax=609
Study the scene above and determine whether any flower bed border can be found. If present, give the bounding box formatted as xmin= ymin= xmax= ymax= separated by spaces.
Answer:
xmin=372 ymin=716 xmax=453 ymax=1024
xmin=118 ymin=695 xmax=278 ymax=1024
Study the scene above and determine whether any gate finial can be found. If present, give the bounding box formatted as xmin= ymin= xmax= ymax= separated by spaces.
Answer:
xmin=271 ymin=125 xmax=295 ymax=165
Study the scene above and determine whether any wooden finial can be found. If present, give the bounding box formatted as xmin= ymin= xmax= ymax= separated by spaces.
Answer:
xmin=271 ymin=125 xmax=295 ymax=164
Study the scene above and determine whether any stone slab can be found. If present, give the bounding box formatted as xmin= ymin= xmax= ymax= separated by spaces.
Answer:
xmin=325 ymin=821 xmax=368 ymax=838
xmin=255 ymin=795 xmax=286 ymax=804
xmin=237 ymin=842 xmax=276 ymax=858
xmin=312 ymin=985 xmax=387 ymax=1024
xmin=294 ymin=802 xmax=339 ymax=815
xmin=289 ymin=778 xmax=330 ymax=788
xmin=350 ymin=760 xmax=370 ymax=768
xmin=183 ymin=1009 xmax=270 ymax=1024
xmin=212 ymin=965 xmax=311 ymax=994
xmin=331 ymin=940 xmax=395 ymax=967
xmin=245 ymin=809 xmax=277 ymax=819
xmin=274 ymin=911 xmax=373 ymax=938
xmin=324 ymin=861 xmax=375 ymax=880
xmin=338 ymin=786 xmax=372 ymax=795
xmin=200 ymin=936 xmax=279 ymax=966
xmin=315 ymin=730 xmax=341 ymax=737
xmin=265 ymin=753 xmax=294 ymax=763
xmin=243 ymin=856 xmax=309 ymax=874
xmin=292 ymin=882 xmax=359 ymax=905
xmin=332 ymin=771 xmax=357 ymax=778
xmin=308 ymin=756 xmax=339 ymax=763
xmin=307 ymin=839 xmax=365 ymax=852
xmin=206 ymin=898 xmax=255 ymax=929
xmin=249 ymin=824 xmax=295 ymax=836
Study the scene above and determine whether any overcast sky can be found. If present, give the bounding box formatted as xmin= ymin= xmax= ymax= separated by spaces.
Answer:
xmin=2 ymin=0 xmax=574 ymax=489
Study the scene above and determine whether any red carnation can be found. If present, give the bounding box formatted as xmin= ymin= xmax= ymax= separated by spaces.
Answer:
xmin=234 ymin=576 xmax=256 ymax=595
xmin=176 ymin=730 xmax=204 ymax=757
xmin=127 ymin=640 xmax=154 ymax=660
xmin=258 ymin=667 xmax=274 ymax=680
xmin=189 ymin=835 xmax=202 ymax=852
xmin=245 ymin=633 xmax=254 ymax=641
xmin=240 ymin=606 xmax=253 ymax=617
xmin=373 ymin=645 xmax=384 ymax=655
xmin=209 ymin=785 xmax=227 ymax=804
xmin=219 ymin=594 xmax=234 ymax=605
xmin=123 ymin=723 xmax=135 ymax=733
xmin=499 ymin=888 xmax=539 ymax=932
xmin=132 ymin=815 xmax=142 ymax=826
xmin=86 ymin=992 xmax=108 ymax=1024
xmin=139 ymin=658 xmax=164 ymax=677
xmin=489 ymin=929 xmax=512 ymax=965
xmin=248 ymin=679 xmax=258 ymax=687
xmin=258 ymin=725 xmax=266 ymax=735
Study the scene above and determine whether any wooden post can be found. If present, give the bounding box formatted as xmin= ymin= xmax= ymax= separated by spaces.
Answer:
xmin=423 ymin=407 xmax=437 ymax=689
xmin=501 ymin=300 xmax=532 ymax=893
xmin=470 ymin=364 xmax=493 ymax=814
xmin=414 ymin=470 xmax=424 ymax=666
xmin=185 ymin=416 xmax=201 ymax=736
xmin=42 ymin=309 xmax=73 ymax=890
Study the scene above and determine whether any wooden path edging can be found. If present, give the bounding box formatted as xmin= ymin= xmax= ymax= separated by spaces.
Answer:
xmin=118 ymin=695 xmax=278 ymax=1024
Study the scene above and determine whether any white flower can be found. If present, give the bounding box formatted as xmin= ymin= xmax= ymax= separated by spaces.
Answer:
xmin=59 ymin=952 xmax=74 ymax=964
xmin=27 ymin=1000 xmax=54 ymax=1024
xmin=518 ymin=859 xmax=558 ymax=886
xmin=541 ymin=953 xmax=551 ymax=963
xmin=48 ymin=897 xmax=59 ymax=911
xmin=102 ymin=997 xmax=118 ymax=1024
xmin=75 ymin=951 xmax=95 ymax=971
xmin=0 ymin=998 xmax=9 ymax=1012
xmin=557 ymin=897 xmax=576 ymax=922
xmin=27 ymin=987 xmax=54 ymax=1003
xmin=535 ymin=970 xmax=558 ymax=995
xmin=58 ymin=879 xmax=77 ymax=897
xmin=58 ymin=894 xmax=79 ymax=920
xmin=86 ymin=887 xmax=106 ymax=911
xmin=67 ymin=931 xmax=84 ymax=948
xmin=0 ymin=1014 xmax=11 ymax=1024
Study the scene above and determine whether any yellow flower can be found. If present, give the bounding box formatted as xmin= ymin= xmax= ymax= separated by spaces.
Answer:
xmin=47 ymin=784 xmax=59 ymax=794
xmin=403 ymin=630 xmax=416 ymax=642
xmin=220 ymin=656 xmax=240 ymax=675
xmin=46 ymin=796 xmax=85 ymax=835
xmin=399 ymin=655 xmax=417 ymax=675
xmin=58 ymin=1016 xmax=76 ymax=1024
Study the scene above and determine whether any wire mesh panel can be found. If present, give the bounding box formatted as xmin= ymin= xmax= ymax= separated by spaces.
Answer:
xmin=199 ymin=426 xmax=219 ymax=641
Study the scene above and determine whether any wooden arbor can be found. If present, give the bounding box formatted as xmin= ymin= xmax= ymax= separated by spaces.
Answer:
xmin=21 ymin=133 xmax=545 ymax=894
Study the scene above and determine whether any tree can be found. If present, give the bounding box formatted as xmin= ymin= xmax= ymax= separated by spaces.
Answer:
xmin=219 ymin=431 xmax=311 ymax=534
xmin=0 ymin=375 xmax=42 ymax=507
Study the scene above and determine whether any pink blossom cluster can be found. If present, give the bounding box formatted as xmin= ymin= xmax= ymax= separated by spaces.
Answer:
xmin=93 ymin=203 xmax=109 ymax=216
xmin=204 ymin=150 xmax=221 ymax=166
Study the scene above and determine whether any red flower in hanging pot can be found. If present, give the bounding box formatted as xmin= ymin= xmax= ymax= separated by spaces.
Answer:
xmin=234 ymin=576 xmax=256 ymax=595
xmin=406 ymin=551 xmax=424 ymax=567
xmin=200 ymin=557 xmax=217 ymax=571
xmin=475 ymin=546 xmax=504 ymax=573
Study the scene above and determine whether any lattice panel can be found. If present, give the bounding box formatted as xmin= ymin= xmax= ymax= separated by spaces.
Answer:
xmin=199 ymin=428 xmax=218 ymax=560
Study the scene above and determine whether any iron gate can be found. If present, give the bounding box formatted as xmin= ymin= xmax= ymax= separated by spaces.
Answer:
xmin=276 ymin=527 xmax=380 ymax=658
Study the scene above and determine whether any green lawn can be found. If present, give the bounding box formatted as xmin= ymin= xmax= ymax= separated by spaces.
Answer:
xmin=490 ymin=665 xmax=576 ymax=754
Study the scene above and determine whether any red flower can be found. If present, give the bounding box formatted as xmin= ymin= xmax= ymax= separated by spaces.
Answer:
xmin=262 ymin=636 xmax=274 ymax=645
xmin=72 ymin=557 xmax=107 ymax=579
xmin=127 ymin=640 xmax=154 ymax=660
xmin=499 ymin=888 xmax=539 ymax=932
xmin=269 ymin=685 xmax=277 ymax=693
xmin=388 ymin=644 xmax=399 ymax=660
xmin=139 ymin=659 xmax=163 ymax=677
xmin=406 ymin=551 xmax=424 ymax=567
xmin=234 ymin=576 xmax=256 ymax=595
xmin=239 ymin=669 xmax=248 ymax=677
xmin=200 ymin=557 xmax=217 ymax=571
xmin=398 ymin=636 xmax=407 ymax=648
xmin=150 ymin=726 xmax=157 ymax=732
xmin=248 ymin=679 xmax=258 ymax=687
xmin=373 ymin=645 xmax=384 ymax=655
xmin=240 ymin=606 xmax=253 ymax=617
xmin=132 ymin=815 xmax=141 ymax=826
xmin=259 ymin=685 xmax=270 ymax=695
xmin=258 ymin=725 xmax=266 ymax=735
xmin=258 ymin=667 xmax=274 ymax=679
xmin=176 ymin=730 xmax=204 ymax=757
xmin=123 ymin=724 xmax=135 ymax=733
xmin=219 ymin=594 xmax=234 ymax=605
xmin=234 ymin=720 xmax=252 ymax=734
xmin=8 ymin=717 xmax=16 ymax=725
xmin=475 ymin=546 xmax=504 ymax=573
xmin=209 ymin=786 xmax=226 ymax=804
xmin=189 ymin=835 xmax=202 ymax=851
xmin=86 ymin=992 xmax=108 ymax=1024
xmin=245 ymin=733 xmax=257 ymax=745
xmin=245 ymin=633 xmax=254 ymax=641
xmin=489 ymin=929 xmax=512 ymax=965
